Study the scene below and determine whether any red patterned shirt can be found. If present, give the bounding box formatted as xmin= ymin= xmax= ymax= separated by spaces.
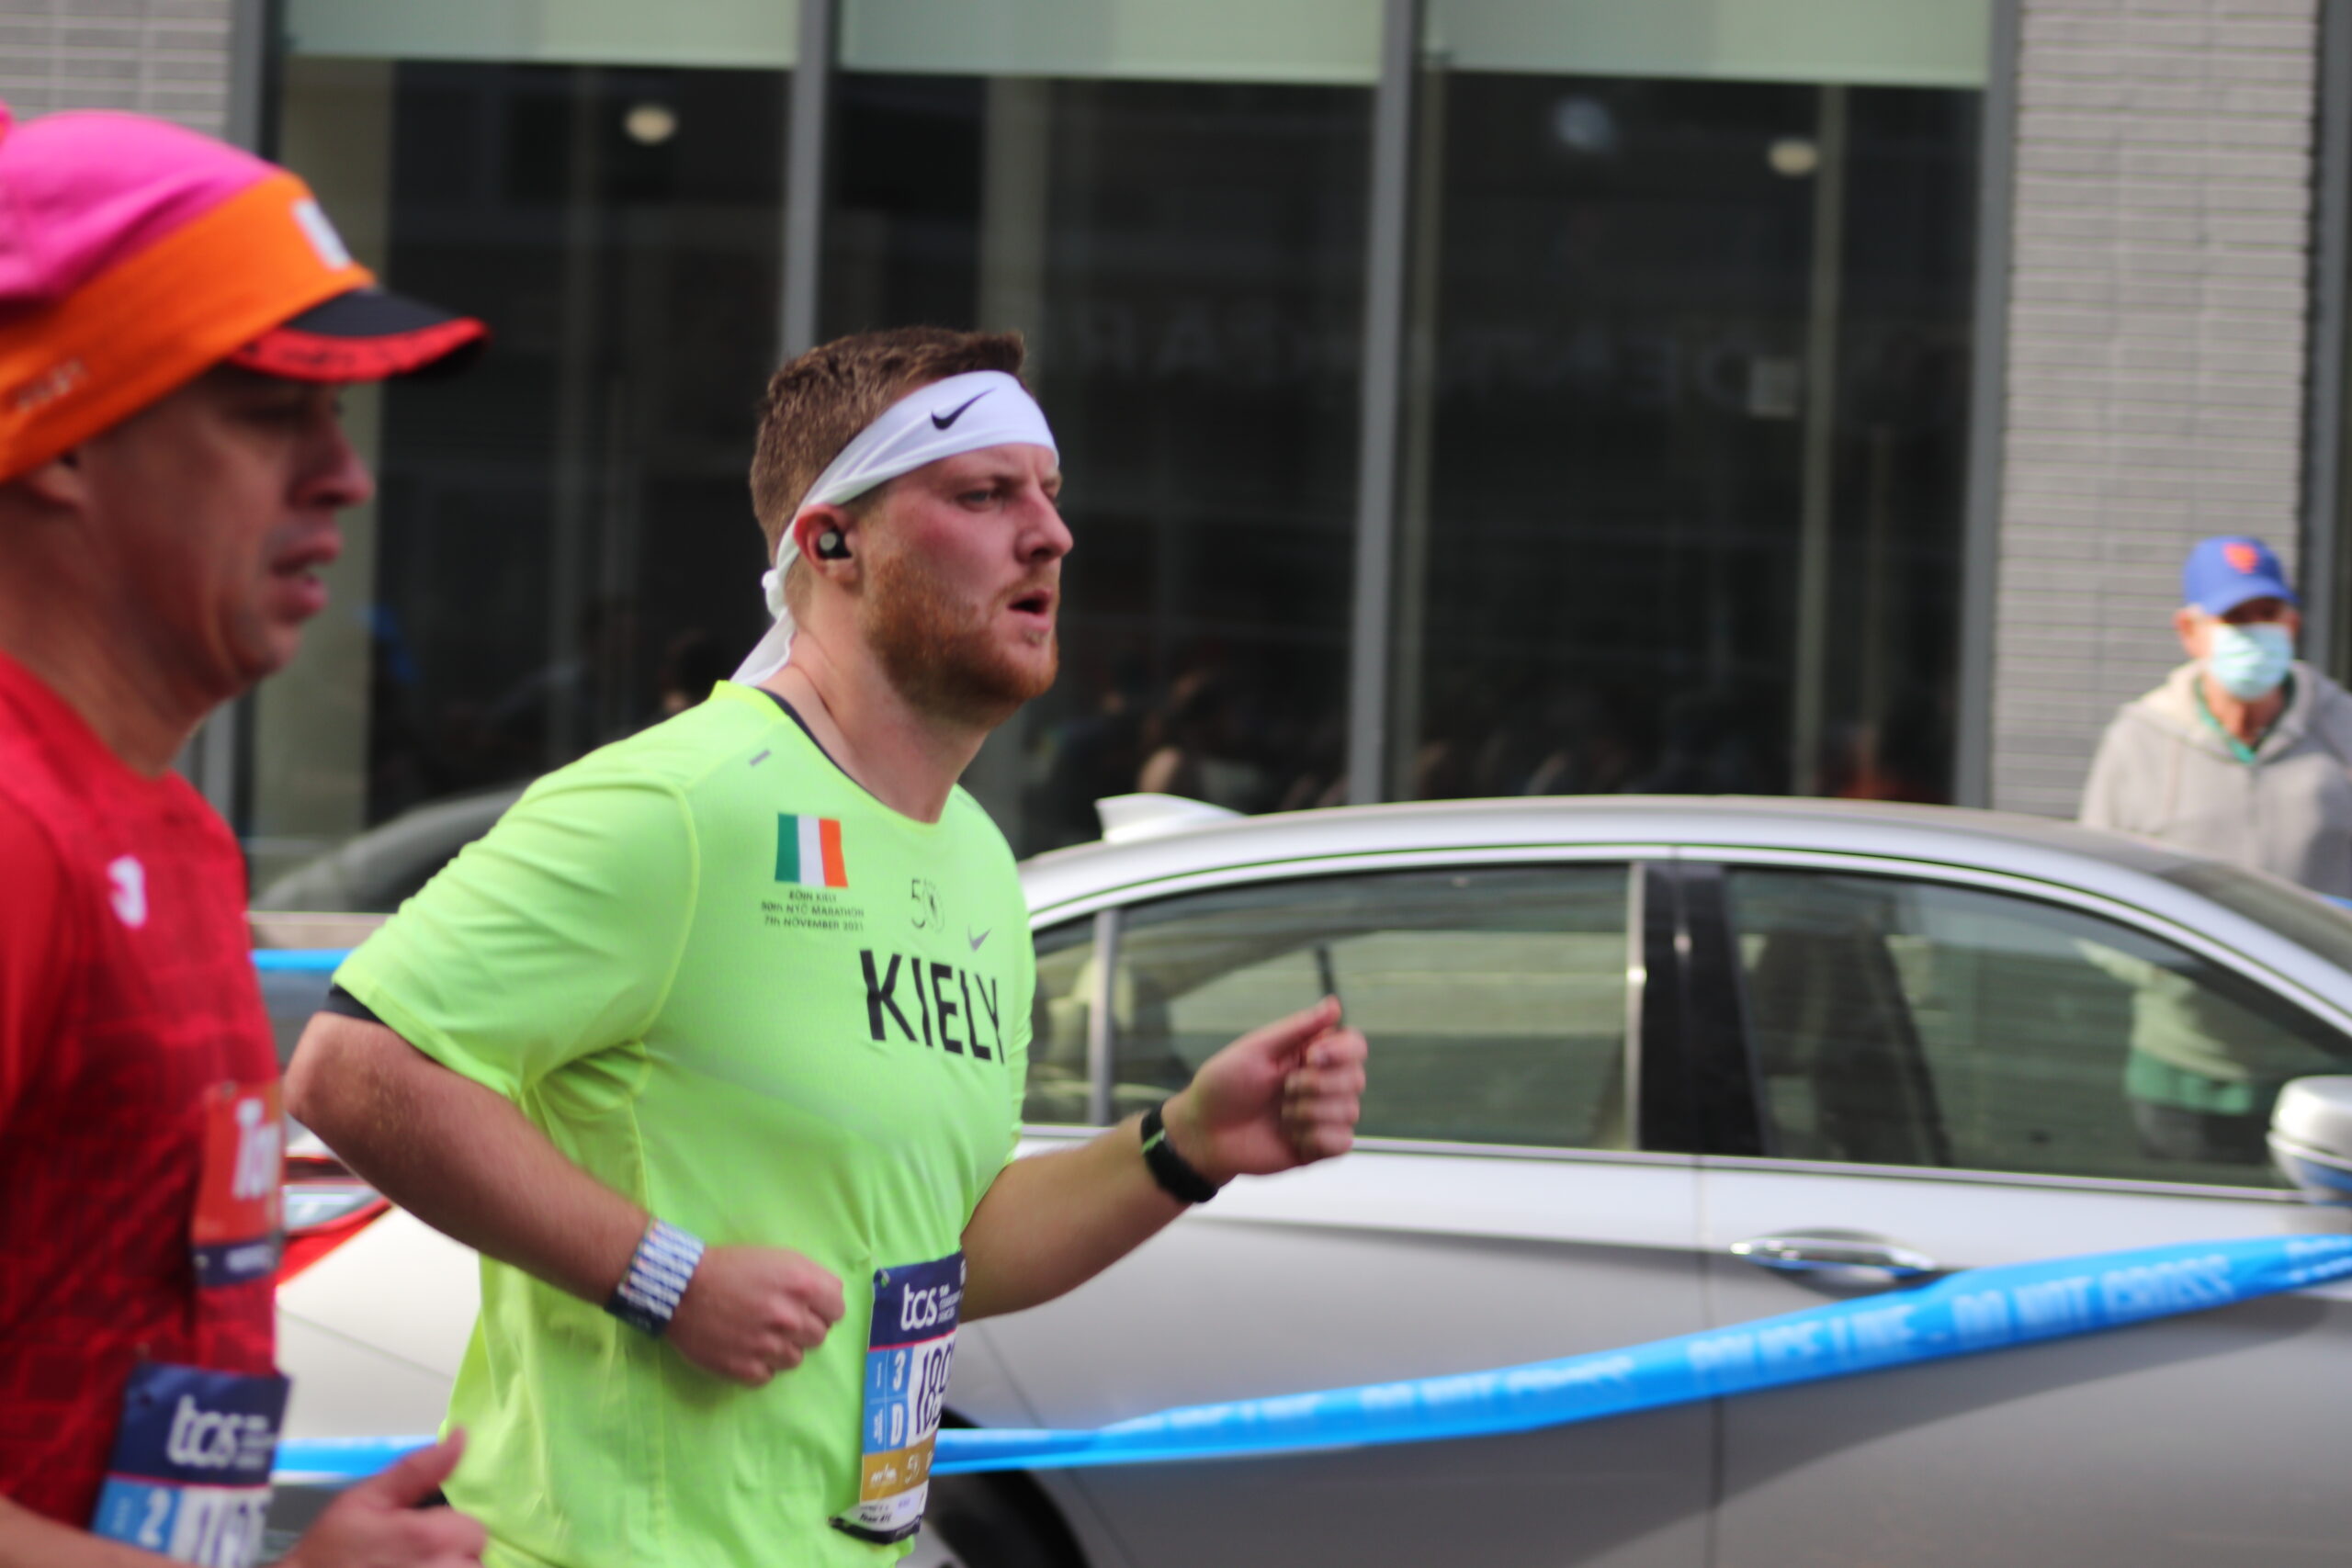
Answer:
xmin=0 ymin=649 xmax=278 ymax=1526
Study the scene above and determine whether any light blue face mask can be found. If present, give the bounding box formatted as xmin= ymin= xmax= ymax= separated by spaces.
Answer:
xmin=2207 ymin=620 xmax=2293 ymax=700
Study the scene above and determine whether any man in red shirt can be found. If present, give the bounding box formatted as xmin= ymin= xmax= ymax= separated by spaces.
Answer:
xmin=0 ymin=102 xmax=487 ymax=1566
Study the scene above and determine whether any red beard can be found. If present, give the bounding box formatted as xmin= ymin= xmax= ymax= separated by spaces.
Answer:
xmin=861 ymin=547 xmax=1058 ymax=727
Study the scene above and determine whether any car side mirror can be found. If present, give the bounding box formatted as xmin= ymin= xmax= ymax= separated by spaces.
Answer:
xmin=2270 ymin=1077 xmax=2352 ymax=1203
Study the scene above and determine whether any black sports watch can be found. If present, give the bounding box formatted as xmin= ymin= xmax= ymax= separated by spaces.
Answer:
xmin=1139 ymin=1100 xmax=1219 ymax=1205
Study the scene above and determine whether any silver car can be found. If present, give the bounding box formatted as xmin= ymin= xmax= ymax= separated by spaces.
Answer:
xmin=272 ymin=795 xmax=2352 ymax=1567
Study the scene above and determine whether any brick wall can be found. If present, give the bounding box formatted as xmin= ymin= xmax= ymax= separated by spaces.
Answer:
xmin=0 ymin=0 xmax=234 ymax=136
xmin=1992 ymin=0 xmax=2322 ymax=816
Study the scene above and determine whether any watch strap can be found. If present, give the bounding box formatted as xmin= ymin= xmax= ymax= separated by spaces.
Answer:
xmin=1140 ymin=1100 xmax=1219 ymax=1205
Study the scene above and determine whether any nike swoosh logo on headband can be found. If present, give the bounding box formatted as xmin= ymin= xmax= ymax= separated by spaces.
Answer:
xmin=931 ymin=390 xmax=992 ymax=430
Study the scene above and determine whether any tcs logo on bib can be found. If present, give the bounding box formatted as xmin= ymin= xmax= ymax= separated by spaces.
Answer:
xmin=164 ymin=1396 xmax=277 ymax=1472
xmin=899 ymin=1280 xmax=957 ymax=1333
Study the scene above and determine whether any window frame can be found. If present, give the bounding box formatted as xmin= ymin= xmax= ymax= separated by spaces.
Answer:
xmin=1022 ymin=847 xmax=1688 ymax=1160
xmin=1673 ymin=848 xmax=2352 ymax=1199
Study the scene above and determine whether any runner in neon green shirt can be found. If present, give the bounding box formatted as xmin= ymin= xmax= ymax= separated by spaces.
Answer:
xmin=289 ymin=327 xmax=1371 ymax=1567
xmin=330 ymin=682 xmax=1027 ymax=1566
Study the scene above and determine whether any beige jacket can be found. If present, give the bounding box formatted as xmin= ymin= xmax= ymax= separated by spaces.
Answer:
xmin=2079 ymin=660 xmax=2352 ymax=896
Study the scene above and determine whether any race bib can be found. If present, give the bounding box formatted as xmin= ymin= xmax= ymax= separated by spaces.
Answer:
xmin=831 ymin=1253 xmax=964 ymax=1545
xmin=90 ymin=1361 xmax=288 ymax=1568
xmin=191 ymin=1081 xmax=284 ymax=1288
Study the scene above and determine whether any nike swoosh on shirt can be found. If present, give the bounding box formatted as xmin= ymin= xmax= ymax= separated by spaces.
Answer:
xmin=932 ymin=390 xmax=992 ymax=430
xmin=968 ymin=928 xmax=991 ymax=952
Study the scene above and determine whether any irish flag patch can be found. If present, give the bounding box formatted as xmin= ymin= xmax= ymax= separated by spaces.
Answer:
xmin=775 ymin=814 xmax=848 ymax=888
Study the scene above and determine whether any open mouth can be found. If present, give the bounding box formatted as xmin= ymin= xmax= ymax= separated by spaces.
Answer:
xmin=267 ymin=535 xmax=342 ymax=614
xmin=1009 ymin=589 xmax=1056 ymax=619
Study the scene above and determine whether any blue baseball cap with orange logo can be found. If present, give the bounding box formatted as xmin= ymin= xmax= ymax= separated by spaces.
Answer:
xmin=2183 ymin=536 xmax=2297 ymax=617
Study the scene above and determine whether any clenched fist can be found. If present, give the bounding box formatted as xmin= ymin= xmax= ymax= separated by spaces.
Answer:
xmin=665 ymin=1245 xmax=846 ymax=1386
xmin=1165 ymin=997 xmax=1369 ymax=1185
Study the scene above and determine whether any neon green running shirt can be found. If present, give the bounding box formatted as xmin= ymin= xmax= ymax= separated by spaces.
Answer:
xmin=334 ymin=682 xmax=1033 ymax=1568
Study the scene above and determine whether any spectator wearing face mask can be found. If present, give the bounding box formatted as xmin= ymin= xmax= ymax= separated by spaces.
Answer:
xmin=2080 ymin=536 xmax=2352 ymax=896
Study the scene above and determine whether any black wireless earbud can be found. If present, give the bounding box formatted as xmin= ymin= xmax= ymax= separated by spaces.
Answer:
xmin=813 ymin=528 xmax=851 ymax=561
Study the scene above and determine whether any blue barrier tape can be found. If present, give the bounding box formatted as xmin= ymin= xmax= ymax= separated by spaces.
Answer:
xmin=274 ymin=1232 xmax=2352 ymax=1486
xmin=253 ymin=949 xmax=351 ymax=974
xmin=275 ymin=1438 xmax=422 ymax=1485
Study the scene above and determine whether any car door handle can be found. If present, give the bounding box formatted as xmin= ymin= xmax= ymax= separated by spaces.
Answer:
xmin=1729 ymin=1234 xmax=1940 ymax=1280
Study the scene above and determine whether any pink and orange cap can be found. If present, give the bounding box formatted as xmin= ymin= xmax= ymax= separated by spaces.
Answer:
xmin=0 ymin=100 xmax=485 ymax=482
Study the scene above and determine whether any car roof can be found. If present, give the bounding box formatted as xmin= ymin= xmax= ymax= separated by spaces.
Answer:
xmin=254 ymin=784 xmax=530 ymax=913
xmin=1021 ymin=795 xmax=2194 ymax=910
xmin=1019 ymin=795 xmax=2352 ymax=1023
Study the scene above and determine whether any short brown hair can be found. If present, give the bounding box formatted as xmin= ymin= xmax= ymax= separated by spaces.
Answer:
xmin=750 ymin=326 xmax=1028 ymax=560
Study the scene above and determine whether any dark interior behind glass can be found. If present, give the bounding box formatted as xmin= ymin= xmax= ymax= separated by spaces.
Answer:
xmin=1404 ymin=77 xmax=1977 ymax=807
xmin=825 ymin=73 xmax=1371 ymax=854
xmin=367 ymin=63 xmax=785 ymax=826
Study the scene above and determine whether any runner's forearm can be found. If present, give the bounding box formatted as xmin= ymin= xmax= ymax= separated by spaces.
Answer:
xmin=960 ymin=1112 xmax=1187 ymax=1320
xmin=286 ymin=1013 xmax=647 ymax=1307
xmin=0 ymin=1499 xmax=170 ymax=1568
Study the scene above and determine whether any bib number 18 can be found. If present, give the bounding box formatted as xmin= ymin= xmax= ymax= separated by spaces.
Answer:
xmin=831 ymin=1253 xmax=965 ymax=1547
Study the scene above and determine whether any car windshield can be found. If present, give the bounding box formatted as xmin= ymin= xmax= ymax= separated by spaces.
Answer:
xmin=2157 ymin=861 xmax=2352 ymax=975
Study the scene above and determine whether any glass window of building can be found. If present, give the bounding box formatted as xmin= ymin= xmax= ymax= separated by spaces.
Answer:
xmin=249 ymin=0 xmax=1996 ymax=912
xmin=1393 ymin=0 xmax=1989 ymax=807
xmin=254 ymin=3 xmax=797 ymax=908
xmin=828 ymin=0 xmax=1382 ymax=852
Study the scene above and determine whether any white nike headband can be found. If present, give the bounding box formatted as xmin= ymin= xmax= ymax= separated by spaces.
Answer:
xmin=731 ymin=369 xmax=1060 ymax=684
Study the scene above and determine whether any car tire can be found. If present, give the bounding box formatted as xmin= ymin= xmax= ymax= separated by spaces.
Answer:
xmin=911 ymin=1471 xmax=1086 ymax=1568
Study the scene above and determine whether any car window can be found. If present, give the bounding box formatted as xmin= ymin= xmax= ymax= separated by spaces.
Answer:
xmin=1024 ymin=918 xmax=1100 ymax=1125
xmin=1723 ymin=867 xmax=2352 ymax=1187
xmin=1105 ymin=863 xmax=1634 ymax=1148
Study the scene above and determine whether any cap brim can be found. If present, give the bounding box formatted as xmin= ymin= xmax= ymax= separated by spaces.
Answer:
xmin=227 ymin=287 xmax=487 ymax=381
xmin=2200 ymin=576 xmax=2299 ymax=616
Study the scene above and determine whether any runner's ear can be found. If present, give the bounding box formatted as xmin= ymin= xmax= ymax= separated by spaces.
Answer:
xmin=5 ymin=446 xmax=91 ymax=511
